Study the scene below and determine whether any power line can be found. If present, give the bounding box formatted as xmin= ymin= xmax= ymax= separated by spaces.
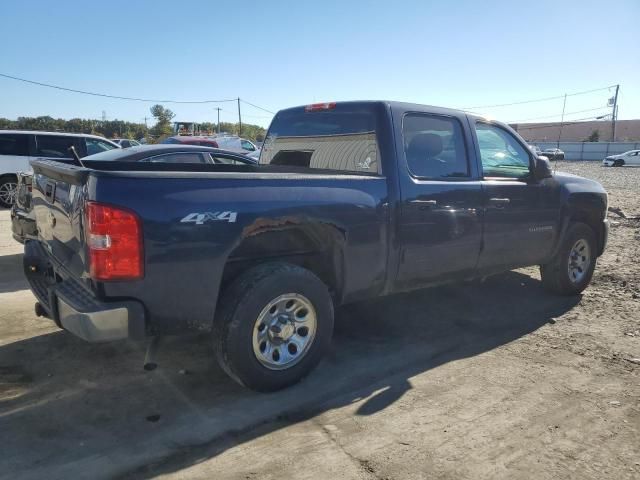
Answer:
xmin=240 ymin=99 xmax=275 ymax=114
xmin=510 ymin=106 xmax=611 ymax=123
xmin=461 ymin=85 xmax=617 ymax=110
xmin=514 ymin=115 xmax=611 ymax=131
xmin=0 ymin=72 xmax=237 ymax=104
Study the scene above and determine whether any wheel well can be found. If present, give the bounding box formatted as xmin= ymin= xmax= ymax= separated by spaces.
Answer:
xmin=220 ymin=226 xmax=344 ymax=300
xmin=0 ymin=174 xmax=18 ymax=182
xmin=569 ymin=210 xmax=604 ymax=255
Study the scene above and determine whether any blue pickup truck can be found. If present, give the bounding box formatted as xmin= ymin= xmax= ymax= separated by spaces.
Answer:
xmin=23 ymin=101 xmax=608 ymax=391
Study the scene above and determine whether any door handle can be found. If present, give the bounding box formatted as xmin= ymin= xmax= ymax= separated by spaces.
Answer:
xmin=411 ymin=199 xmax=437 ymax=210
xmin=488 ymin=197 xmax=510 ymax=208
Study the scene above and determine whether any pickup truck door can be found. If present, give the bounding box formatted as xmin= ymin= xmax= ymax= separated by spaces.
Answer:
xmin=395 ymin=112 xmax=483 ymax=288
xmin=471 ymin=121 xmax=560 ymax=270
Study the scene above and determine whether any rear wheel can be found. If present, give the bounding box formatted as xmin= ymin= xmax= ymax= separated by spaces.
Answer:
xmin=213 ymin=263 xmax=334 ymax=392
xmin=540 ymin=222 xmax=597 ymax=295
xmin=0 ymin=176 xmax=18 ymax=208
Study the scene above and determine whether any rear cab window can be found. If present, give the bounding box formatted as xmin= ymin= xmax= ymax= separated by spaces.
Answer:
xmin=261 ymin=103 xmax=380 ymax=174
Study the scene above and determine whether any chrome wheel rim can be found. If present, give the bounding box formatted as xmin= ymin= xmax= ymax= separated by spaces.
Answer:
xmin=252 ymin=293 xmax=317 ymax=370
xmin=0 ymin=182 xmax=18 ymax=206
xmin=568 ymin=239 xmax=591 ymax=284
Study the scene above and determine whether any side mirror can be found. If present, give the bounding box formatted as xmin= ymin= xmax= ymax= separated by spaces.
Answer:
xmin=534 ymin=156 xmax=552 ymax=180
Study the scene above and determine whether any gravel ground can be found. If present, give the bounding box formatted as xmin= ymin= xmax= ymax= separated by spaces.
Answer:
xmin=0 ymin=161 xmax=638 ymax=480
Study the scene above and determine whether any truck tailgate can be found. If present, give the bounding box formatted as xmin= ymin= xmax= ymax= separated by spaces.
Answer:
xmin=31 ymin=161 xmax=90 ymax=280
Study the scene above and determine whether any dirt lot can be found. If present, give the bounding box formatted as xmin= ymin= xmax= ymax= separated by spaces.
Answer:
xmin=0 ymin=162 xmax=638 ymax=480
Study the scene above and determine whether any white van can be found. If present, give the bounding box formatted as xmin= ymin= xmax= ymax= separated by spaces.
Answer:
xmin=0 ymin=131 xmax=119 ymax=207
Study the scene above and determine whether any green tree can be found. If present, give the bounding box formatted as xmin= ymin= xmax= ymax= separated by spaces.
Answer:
xmin=150 ymin=104 xmax=175 ymax=139
xmin=586 ymin=130 xmax=600 ymax=142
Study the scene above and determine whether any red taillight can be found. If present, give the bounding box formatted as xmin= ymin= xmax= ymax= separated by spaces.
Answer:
xmin=85 ymin=202 xmax=143 ymax=281
xmin=305 ymin=102 xmax=336 ymax=112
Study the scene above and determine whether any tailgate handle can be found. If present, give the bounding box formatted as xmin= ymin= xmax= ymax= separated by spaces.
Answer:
xmin=488 ymin=197 xmax=510 ymax=208
xmin=44 ymin=182 xmax=56 ymax=202
xmin=411 ymin=199 xmax=437 ymax=210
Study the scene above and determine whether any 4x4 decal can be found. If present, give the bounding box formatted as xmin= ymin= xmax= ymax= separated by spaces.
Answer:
xmin=180 ymin=212 xmax=238 ymax=224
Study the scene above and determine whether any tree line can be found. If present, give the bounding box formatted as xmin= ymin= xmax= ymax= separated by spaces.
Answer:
xmin=0 ymin=104 xmax=268 ymax=142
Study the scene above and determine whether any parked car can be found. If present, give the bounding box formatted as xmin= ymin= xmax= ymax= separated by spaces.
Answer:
xmin=0 ymin=130 xmax=119 ymax=208
xmin=11 ymin=145 xmax=255 ymax=244
xmin=541 ymin=148 xmax=565 ymax=160
xmin=23 ymin=100 xmax=608 ymax=392
xmin=247 ymin=148 xmax=261 ymax=160
xmin=161 ymin=135 xmax=219 ymax=148
xmin=212 ymin=136 xmax=259 ymax=154
xmin=529 ymin=145 xmax=542 ymax=156
xmin=602 ymin=149 xmax=640 ymax=167
xmin=112 ymin=138 xmax=142 ymax=148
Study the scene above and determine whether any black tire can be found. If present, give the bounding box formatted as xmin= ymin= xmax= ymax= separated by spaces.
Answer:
xmin=0 ymin=176 xmax=18 ymax=208
xmin=613 ymin=160 xmax=624 ymax=167
xmin=540 ymin=222 xmax=597 ymax=295
xmin=213 ymin=262 xmax=334 ymax=392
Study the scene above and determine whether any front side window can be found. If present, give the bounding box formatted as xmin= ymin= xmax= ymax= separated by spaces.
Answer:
xmin=475 ymin=123 xmax=531 ymax=178
xmin=241 ymin=140 xmax=255 ymax=151
xmin=86 ymin=138 xmax=117 ymax=156
xmin=402 ymin=114 xmax=469 ymax=179
xmin=35 ymin=135 xmax=76 ymax=158
xmin=0 ymin=133 xmax=29 ymax=156
xmin=142 ymin=152 xmax=207 ymax=164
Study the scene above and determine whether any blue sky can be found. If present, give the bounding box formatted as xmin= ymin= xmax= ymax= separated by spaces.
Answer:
xmin=1 ymin=0 xmax=638 ymax=128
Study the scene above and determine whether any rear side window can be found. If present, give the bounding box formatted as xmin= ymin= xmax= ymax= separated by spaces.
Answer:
xmin=35 ymin=135 xmax=76 ymax=158
xmin=0 ymin=133 xmax=29 ymax=156
xmin=210 ymin=154 xmax=251 ymax=165
xmin=142 ymin=152 xmax=208 ymax=164
xmin=402 ymin=114 xmax=469 ymax=178
xmin=261 ymin=106 xmax=379 ymax=174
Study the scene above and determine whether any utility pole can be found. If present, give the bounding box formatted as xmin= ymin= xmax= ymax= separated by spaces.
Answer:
xmin=557 ymin=93 xmax=567 ymax=148
xmin=215 ymin=107 xmax=221 ymax=133
xmin=237 ymin=97 xmax=242 ymax=136
xmin=611 ymin=84 xmax=619 ymax=141
xmin=143 ymin=117 xmax=148 ymax=128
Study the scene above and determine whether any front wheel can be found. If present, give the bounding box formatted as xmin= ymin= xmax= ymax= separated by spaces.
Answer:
xmin=613 ymin=160 xmax=625 ymax=167
xmin=540 ymin=222 xmax=597 ymax=295
xmin=0 ymin=177 xmax=18 ymax=208
xmin=213 ymin=263 xmax=334 ymax=392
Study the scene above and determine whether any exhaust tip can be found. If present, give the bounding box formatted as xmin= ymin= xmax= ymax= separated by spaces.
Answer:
xmin=34 ymin=302 xmax=47 ymax=318
xmin=143 ymin=362 xmax=158 ymax=371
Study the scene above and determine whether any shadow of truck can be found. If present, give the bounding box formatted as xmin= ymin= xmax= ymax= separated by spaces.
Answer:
xmin=0 ymin=270 xmax=579 ymax=479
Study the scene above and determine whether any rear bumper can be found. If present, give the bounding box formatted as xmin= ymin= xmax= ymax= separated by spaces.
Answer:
xmin=24 ymin=241 xmax=146 ymax=342
xmin=10 ymin=206 xmax=37 ymax=244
